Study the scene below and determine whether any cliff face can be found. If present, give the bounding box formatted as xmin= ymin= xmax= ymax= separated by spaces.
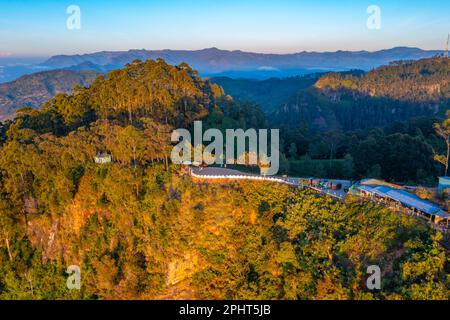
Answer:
xmin=22 ymin=168 xmax=275 ymax=299
xmin=3 ymin=167 xmax=448 ymax=300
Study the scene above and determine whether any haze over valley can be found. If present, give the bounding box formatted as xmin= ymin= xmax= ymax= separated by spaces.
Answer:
xmin=0 ymin=0 xmax=449 ymax=303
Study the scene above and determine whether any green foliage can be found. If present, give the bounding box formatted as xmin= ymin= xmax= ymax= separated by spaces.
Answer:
xmin=351 ymin=132 xmax=440 ymax=183
xmin=273 ymin=58 xmax=449 ymax=183
xmin=0 ymin=60 xmax=447 ymax=301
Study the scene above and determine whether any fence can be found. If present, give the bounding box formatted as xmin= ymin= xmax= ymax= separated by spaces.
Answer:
xmin=190 ymin=170 xmax=290 ymax=185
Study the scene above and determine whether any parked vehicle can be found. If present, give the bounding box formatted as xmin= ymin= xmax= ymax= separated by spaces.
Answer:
xmin=332 ymin=183 xmax=342 ymax=190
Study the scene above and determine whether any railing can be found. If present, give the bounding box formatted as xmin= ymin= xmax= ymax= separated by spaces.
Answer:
xmin=190 ymin=170 xmax=290 ymax=185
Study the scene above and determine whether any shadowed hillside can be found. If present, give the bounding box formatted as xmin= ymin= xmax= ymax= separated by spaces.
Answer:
xmin=0 ymin=70 xmax=99 ymax=121
xmin=273 ymin=58 xmax=449 ymax=131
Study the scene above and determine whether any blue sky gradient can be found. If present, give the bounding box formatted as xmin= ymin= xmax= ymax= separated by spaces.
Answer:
xmin=0 ymin=0 xmax=449 ymax=57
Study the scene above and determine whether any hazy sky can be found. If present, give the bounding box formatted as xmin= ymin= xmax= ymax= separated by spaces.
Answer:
xmin=0 ymin=0 xmax=449 ymax=57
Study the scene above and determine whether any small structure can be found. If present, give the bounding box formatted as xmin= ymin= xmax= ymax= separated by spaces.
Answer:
xmin=360 ymin=179 xmax=403 ymax=190
xmin=94 ymin=153 xmax=112 ymax=164
xmin=351 ymin=181 xmax=449 ymax=228
xmin=192 ymin=161 xmax=202 ymax=167
xmin=438 ymin=176 xmax=450 ymax=194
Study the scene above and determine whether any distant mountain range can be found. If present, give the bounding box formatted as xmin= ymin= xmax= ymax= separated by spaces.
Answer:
xmin=0 ymin=48 xmax=448 ymax=124
xmin=0 ymin=47 xmax=445 ymax=83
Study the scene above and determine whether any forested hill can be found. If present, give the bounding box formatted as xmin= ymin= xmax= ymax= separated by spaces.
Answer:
xmin=0 ymin=60 xmax=448 ymax=300
xmin=0 ymin=70 xmax=99 ymax=121
xmin=315 ymin=58 xmax=449 ymax=104
xmin=273 ymin=58 xmax=449 ymax=131
xmin=211 ymin=75 xmax=318 ymax=114
xmin=1 ymin=59 xmax=267 ymax=137
xmin=9 ymin=59 xmax=228 ymax=134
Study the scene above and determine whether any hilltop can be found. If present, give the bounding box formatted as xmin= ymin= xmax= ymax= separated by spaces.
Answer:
xmin=0 ymin=70 xmax=98 ymax=121
xmin=273 ymin=58 xmax=449 ymax=131
xmin=0 ymin=59 xmax=448 ymax=300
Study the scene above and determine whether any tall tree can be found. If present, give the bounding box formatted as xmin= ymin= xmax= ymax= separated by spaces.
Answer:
xmin=433 ymin=111 xmax=450 ymax=176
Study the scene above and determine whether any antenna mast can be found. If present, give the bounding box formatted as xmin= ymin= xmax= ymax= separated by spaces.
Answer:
xmin=446 ymin=34 xmax=449 ymax=58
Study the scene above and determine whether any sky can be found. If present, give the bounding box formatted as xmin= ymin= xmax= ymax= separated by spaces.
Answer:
xmin=0 ymin=0 xmax=449 ymax=58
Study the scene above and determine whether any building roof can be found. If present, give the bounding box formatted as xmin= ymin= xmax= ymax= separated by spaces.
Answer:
xmin=357 ymin=184 xmax=445 ymax=216
xmin=371 ymin=186 xmax=392 ymax=197
xmin=95 ymin=153 xmax=112 ymax=158
xmin=358 ymin=185 xmax=375 ymax=193
xmin=385 ymin=189 xmax=441 ymax=215
xmin=360 ymin=179 xmax=403 ymax=189
xmin=439 ymin=176 xmax=450 ymax=184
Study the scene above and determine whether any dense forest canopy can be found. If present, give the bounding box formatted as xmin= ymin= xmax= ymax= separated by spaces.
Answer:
xmin=0 ymin=58 xmax=449 ymax=184
xmin=210 ymin=59 xmax=450 ymax=184
xmin=0 ymin=59 xmax=448 ymax=300
xmin=274 ymin=58 xmax=449 ymax=131
xmin=315 ymin=58 xmax=449 ymax=103
xmin=270 ymin=58 xmax=450 ymax=183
